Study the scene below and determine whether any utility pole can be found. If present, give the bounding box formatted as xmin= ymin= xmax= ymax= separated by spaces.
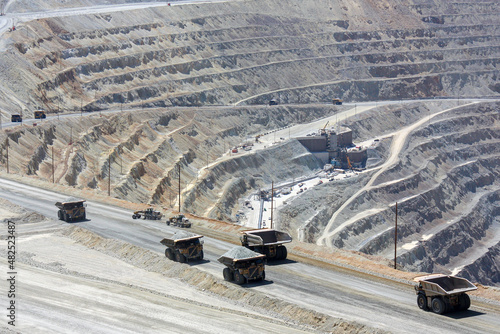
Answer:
xmin=5 ymin=138 xmax=9 ymax=173
xmin=394 ymin=202 xmax=398 ymax=270
xmin=178 ymin=163 xmax=181 ymax=213
xmin=108 ymin=156 xmax=111 ymax=196
xmin=52 ymin=146 xmax=55 ymax=183
xmin=270 ymin=181 xmax=274 ymax=229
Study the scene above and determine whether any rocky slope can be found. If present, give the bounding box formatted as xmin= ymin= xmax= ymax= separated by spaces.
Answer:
xmin=0 ymin=0 xmax=498 ymax=114
xmin=278 ymin=100 xmax=500 ymax=286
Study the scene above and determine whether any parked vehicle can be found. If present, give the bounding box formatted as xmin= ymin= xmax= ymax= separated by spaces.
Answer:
xmin=332 ymin=98 xmax=343 ymax=105
xmin=218 ymin=246 xmax=266 ymax=284
xmin=160 ymin=231 xmax=204 ymax=263
xmin=414 ymin=274 xmax=477 ymax=314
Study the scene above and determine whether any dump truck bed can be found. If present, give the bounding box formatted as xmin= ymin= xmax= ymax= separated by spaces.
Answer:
xmin=414 ymin=274 xmax=477 ymax=296
xmin=241 ymin=228 xmax=292 ymax=246
xmin=160 ymin=235 xmax=203 ymax=248
xmin=55 ymin=199 xmax=86 ymax=209
xmin=218 ymin=246 xmax=266 ymax=266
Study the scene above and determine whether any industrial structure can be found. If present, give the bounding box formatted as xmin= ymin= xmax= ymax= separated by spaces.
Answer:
xmin=296 ymin=125 xmax=367 ymax=169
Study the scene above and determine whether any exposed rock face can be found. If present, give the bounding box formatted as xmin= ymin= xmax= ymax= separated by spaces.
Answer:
xmin=0 ymin=0 xmax=498 ymax=114
xmin=0 ymin=105 xmax=329 ymax=221
xmin=278 ymin=101 xmax=500 ymax=286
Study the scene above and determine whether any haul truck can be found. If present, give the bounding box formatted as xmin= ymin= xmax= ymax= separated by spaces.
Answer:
xmin=414 ymin=274 xmax=477 ymax=314
xmin=218 ymin=246 xmax=266 ymax=285
xmin=160 ymin=231 xmax=204 ymax=263
xmin=240 ymin=229 xmax=292 ymax=260
xmin=55 ymin=198 xmax=86 ymax=222
xmin=132 ymin=208 xmax=162 ymax=220
xmin=34 ymin=110 xmax=46 ymax=119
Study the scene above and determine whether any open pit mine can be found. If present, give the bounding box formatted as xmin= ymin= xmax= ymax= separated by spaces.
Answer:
xmin=0 ymin=0 xmax=499 ymax=332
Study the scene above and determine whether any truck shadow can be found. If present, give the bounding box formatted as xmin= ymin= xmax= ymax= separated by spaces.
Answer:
xmin=243 ymin=279 xmax=274 ymax=288
xmin=65 ymin=218 xmax=90 ymax=224
xmin=266 ymin=259 xmax=297 ymax=266
xmin=443 ymin=310 xmax=485 ymax=319
xmin=187 ymin=259 xmax=210 ymax=266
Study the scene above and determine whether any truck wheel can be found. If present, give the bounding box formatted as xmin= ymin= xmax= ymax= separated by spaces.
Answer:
xmin=431 ymin=298 xmax=446 ymax=314
xmin=166 ymin=220 xmax=170 ymax=226
xmin=261 ymin=270 xmax=266 ymax=281
xmin=234 ymin=270 xmax=245 ymax=285
xmin=132 ymin=215 xmax=137 ymax=219
xmin=175 ymin=251 xmax=186 ymax=263
xmin=63 ymin=212 xmax=68 ymax=222
xmin=223 ymin=268 xmax=233 ymax=281
xmin=58 ymin=210 xmax=63 ymax=220
xmin=278 ymin=246 xmax=287 ymax=260
xmin=165 ymin=248 xmax=174 ymax=260
xmin=198 ymin=250 xmax=204 ymax=260
xmin=417 ymin=293 xmax=428 ymax=310
xmin=459 ymin=294 xmax=471 ymax=311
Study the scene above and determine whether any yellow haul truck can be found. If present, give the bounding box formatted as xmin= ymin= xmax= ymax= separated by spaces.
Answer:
xmin=218 ymin=246 xmax=266 ymax=285
xmin=414 ymin=274 xmax=477 ymax=314
xmin=34 ymin=110 xmax=46 ymax=119
xmin=240 ymin=229 xmax=292 ymax=260
xmin=160 ymin=231 xmax=204 ymax=263
xmin=55 ymin=198 xmax=86 ymax=222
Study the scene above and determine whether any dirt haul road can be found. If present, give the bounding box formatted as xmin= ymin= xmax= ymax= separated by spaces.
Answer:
xmin=1 ymin=178 xmax=499 ymax=333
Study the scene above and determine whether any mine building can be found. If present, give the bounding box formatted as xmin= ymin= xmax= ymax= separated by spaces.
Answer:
xmin=296 ymin=126 xmax=367 ymax=169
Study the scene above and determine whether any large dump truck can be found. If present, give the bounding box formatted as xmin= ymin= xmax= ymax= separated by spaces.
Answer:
xmin=218 ymin=246 xmax=266 ymax=284
xmin=132 ymin=208 xmax=162 ymax=220
xmin=167 ymin=214 xmax=191 ymax=228
xmin=414 ymin=274 xmax=477 ymax=314
xmin=11 ymin=114 xmax=22 ymax=122
xmin=240 ymin=228 xmax=292 ymax=260
xmin=160 ymin=231 xmax=204 ymax=263
xmin=55 ymin=198 xmax=86 ymax=222
xmin=34 ymin=110 xmax=46 ymax=119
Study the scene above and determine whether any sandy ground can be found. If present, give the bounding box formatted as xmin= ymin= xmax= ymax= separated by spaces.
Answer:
xmin=0 ymin=204 xmax=321 ymax=333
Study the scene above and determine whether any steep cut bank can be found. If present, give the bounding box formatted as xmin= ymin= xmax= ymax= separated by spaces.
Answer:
xmin=278 ymin=101 xmax=500 ymax=286
xmin=0 ymin=0 xmax=498 ymax=114
xmin=0 ymin=104 xmax=336 ymax=221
